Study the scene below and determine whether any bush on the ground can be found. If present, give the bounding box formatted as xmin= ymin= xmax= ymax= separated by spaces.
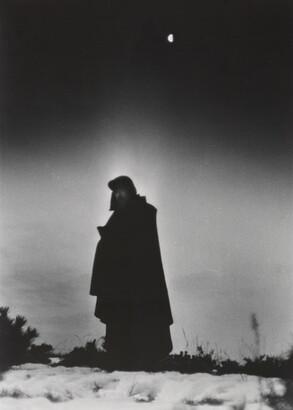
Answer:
xmin=0 ymin=306 xmax=53 ymax=370
xmin=58 ymin=339 xmax=108 ymax=368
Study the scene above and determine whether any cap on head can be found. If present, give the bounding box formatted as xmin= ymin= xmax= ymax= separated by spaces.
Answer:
xmin=108 ymin=175 xmax=137 ymax=196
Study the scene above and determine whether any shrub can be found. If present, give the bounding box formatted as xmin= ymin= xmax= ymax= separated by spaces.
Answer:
xmin=27 ymin=343 xmax=54 ymax=364
xmin=0 ymin=306 xmax=53 ymax=370
xmin=58 ymin=338 xmax=108 ymax=368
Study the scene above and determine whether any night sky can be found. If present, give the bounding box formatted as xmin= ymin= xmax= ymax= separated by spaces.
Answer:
xmin=1 ymin=0 xmax=292 ymax=358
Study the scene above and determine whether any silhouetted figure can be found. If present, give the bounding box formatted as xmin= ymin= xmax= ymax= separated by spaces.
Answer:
xmin=89 ymin=176 xmax=173 ymax=370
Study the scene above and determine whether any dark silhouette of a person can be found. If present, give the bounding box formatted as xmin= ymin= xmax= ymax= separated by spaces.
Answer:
xmin=89 ymin=176 xmax=173 ymax=370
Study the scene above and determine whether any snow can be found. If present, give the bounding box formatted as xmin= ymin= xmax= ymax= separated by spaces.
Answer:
xmin=0 ymin=363 xmax=289 ymax=410
xmin=49 ymin=357 xmax=62 ymax=365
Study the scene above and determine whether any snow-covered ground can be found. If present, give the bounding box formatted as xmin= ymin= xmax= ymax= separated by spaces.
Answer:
xmin=0 ymin=363 xmax=290 ymax=410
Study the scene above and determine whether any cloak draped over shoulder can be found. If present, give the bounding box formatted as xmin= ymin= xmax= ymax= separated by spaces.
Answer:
xmin=89 ymin=194 xmax=173 ymax=326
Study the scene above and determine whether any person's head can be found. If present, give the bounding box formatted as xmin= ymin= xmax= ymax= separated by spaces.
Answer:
xmin=108 ymin=176 xmax=137 ymax=211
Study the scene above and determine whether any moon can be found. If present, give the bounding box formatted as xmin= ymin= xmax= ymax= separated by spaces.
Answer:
xmin=167 ymin=34 xmax=174 ymax=43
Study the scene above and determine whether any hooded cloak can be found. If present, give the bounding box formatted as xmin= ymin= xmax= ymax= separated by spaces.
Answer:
xmin=89 ymin=193 xmax=173 ymax=326
xmin=89 ymin=182 xmax=173 ymax=365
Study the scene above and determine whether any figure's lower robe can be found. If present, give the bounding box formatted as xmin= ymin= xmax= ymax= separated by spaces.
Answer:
xmin=103 ymin=318 xmax=172 ymax=367
xmin=95 ymin=297 xmax=172 ymax=367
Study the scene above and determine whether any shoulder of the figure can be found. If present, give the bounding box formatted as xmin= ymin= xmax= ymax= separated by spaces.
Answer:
xmin=128 ymin=196 xmax=156 ymax=223
xmin=138 ymin=197 xmax=157 ymax=214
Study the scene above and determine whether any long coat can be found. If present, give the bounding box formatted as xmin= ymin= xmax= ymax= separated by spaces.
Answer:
xmin=89 ymin=194 xmax=173 ymax=327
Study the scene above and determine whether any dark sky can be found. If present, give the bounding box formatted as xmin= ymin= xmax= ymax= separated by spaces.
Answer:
xmin=1 ymin=1 xmax=292 ymax=357
xmin=2 ymin=0 xmax=292 ymax=163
